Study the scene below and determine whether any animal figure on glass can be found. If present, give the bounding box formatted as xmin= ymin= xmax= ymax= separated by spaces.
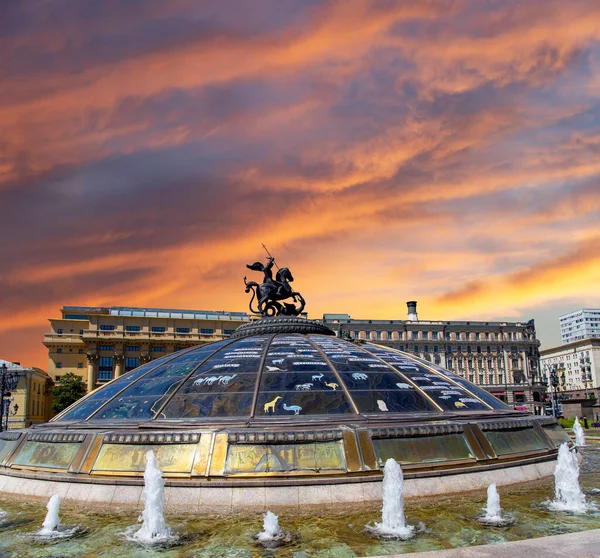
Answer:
xmin=244 ymin=256 xmax=306 ymax=317
xmin=263 ymin=396 xmax=282 ymax=414
xmin=377 ymin=400 xmax=389 ymax=412
xmin=325 ymin=382 xmax=338 ymax=391
xmin=454 ymin=401 xmax=467 ymax=408
xmin=266 ymin=365 xmax=283 ymax=372
xmin=395 ymin=383 xmax=411 ymax=389
xmin=295 ymin=383 xmax=313 ymax=391
xmin=282 ymin=403 xmax=302 ymax=415
xmin=217 ymin=374 xmax=237 ymax=385
xmin=312 ymin=373 xmax=324 ymax=382
xmin=352 ymin=373 xmax=368 ymax=381
xmin=272 ymin=359 xmax=285 ymax=365
xmin=193 ymin=376 xmax=219 ymax=386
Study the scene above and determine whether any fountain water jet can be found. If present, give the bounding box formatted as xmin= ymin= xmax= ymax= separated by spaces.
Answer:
xmin=548 ymin=443 xmax=593 ymax=514
xmin=574 ymin=417 xmax=586 ymax=446
xmin=478 ymin=484 xmax=515 ymax=526
xmin=130 ymin=450 xmax=177 ymax=545
xmin=257 ymin=510 xmax=285 ymax=543
xmin=366 ymin=458 xmax=416 ymax=539
xmin=39 ymin=495 xmax=61 ymax=535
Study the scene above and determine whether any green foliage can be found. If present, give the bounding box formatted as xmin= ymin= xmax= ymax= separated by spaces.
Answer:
xmin=52 ymin=373 xmax=86 ymax=414
xmin=558 ymin=417 xmax=575 ymax=429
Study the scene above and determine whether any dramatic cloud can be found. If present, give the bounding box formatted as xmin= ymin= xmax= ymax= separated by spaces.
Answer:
xmin=1 ymin=0 xmax=600 ymax=368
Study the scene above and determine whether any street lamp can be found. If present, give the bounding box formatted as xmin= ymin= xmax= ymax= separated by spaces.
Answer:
xmin=550 ymin=366 xmax=559 ymax=418
xmin=0 ymin=363 xmax=21 ymax=432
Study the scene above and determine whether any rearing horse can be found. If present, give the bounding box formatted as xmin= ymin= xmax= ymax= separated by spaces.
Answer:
xmin=244 ymin=267 xmax=305 ymax=316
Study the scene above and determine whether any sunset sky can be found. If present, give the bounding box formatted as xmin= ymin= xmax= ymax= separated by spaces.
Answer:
xmin=1 ymin=0 xmax=599 ymax=370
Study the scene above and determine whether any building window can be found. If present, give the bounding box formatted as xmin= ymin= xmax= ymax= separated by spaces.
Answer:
xmin=98 ymin=345 xmax=114 ymax=351
xmin=57 ymin=348 xmax=62 ymax=354
xmin=56 ymin=362 xmax=62 ymax=368
xmin=126 ymin=326 xmax=141 ymax=332
xmin=414 ymin=345 xmax=419 ymax=353
xmin=424 ymin=345 xmax=429 ymax=352
xmin=479 ymin=374 xmax=484 ymax=384
xmin=446 ymin=332 xmax=451 ymax=340
xmin=398 ymin=345 xmax=404 ymax=351
xmin=57 ymin=329 xmax=63 ymax=334
xmin=433 ymin=345 xmax=439 ymax=353
xmin=78 ymin=349 xmax=84 ymax=354
xmin=151 ymin=327 xmax=166 ymax=333
xmin=77 ymin=363 xmax=83 ymax=369
xmin=447 ymin=346 xmax=452 ymax=354
xmin=477 ymin=346 xmax=481 ymax=353
xmin=200 ymin=329 xmax=214 ymax=335
xmin=411 ymin=331 xmax=418 ymax=339
xmin=176 ymin=327 xmax=190 ymax=334
xmin=99 ymin=325 xmax=115 ymax=331
xmin=467 ymin=346 xmax=472 ymax=354
xmin=55 ymin=375 xmax=61 ymax=382
xmin=98 ymin=356 xmax=113 ymax=381
xmin=224 ymin=329 xmax=235 ymax=335
xmin=125 ymin=357 xmax=139 ymax=372
xmin=79 ymin=330 xmax=84 ymax=335
xmin=151 ymin=347 xmax=165 ymax=352
xmin=125 ymin=345 xmax=140 ymax=352
xmin=432 ymin=332 xmax=438 ymax=339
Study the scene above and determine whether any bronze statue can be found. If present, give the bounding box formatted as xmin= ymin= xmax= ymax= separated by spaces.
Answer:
xmin=244 ymin=255 xmax=306 ymax=317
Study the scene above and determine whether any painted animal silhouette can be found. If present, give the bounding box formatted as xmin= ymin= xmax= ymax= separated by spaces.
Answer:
xmin=193 ymin=376 xmax=218 ymax=386
xmin=454 ymin=401 xmax=467 ymax=408
xmin=217 ymin=374 xmax=237 ymax=385
xmin=377 ymin=400 xmax=389 ymax=412
xmin=351 ymin=373 xmax=368 ymax=381
xmin=311 ymin=373 xmax=324 ymax=382
xmin=295 ymin=383 xmax=313 ymax=391
xmin=325 ymin=382 xmax=338 ymax=390
xmin=272 ymin=358 xmax=285 ymax=365
xmin=282 ymin=403 xmax=302 ymax=415
xmin=264 ymin=396 xmax=282 ymax=413
xmin=395 ymin=382 xmax=411 ymax=389
xmin=266 ymin=365 xmax=282 ymax=372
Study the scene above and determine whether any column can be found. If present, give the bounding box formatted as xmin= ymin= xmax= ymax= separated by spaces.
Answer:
xmin=86 ymin=353 xmax=98 ymax=392
xmin=114 ymin=354 xmax=124 ymax=379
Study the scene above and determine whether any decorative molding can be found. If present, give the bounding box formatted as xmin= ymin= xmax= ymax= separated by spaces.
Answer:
xmin=0 ymin=431 xmax=22 ymax=441
xmin=231 ymin=316 xmax=335 ymax=339
xmin=228 ymin=429 xmax=343 ymax=444
xmin=28 ymin=432 xmax=86 ymax=443
xmin=86 ymin=352 xmax=99 ymax=363
xmin=478 ymin=419 xmax=534 ymax=431
xmin=103 ymin=432 xmax=200 ymax=444
xmin=535 ymin=416 xmax=558 ymax=426
xmin=370 ymin=424 xmax=463 ymax=439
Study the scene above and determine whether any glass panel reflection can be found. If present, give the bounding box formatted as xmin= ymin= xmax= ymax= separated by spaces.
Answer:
xmin=484 ymin=428 xmax=547 ymax=455
xmin=349 ymin=390 xmax=436 ymax=413
xmin=373 ymin=434 xmax=475 ymax=465
xmin=225 ymin=441 xmax=346 ymax=473
xmin=542 ymin=424 xmax=571 ymax=447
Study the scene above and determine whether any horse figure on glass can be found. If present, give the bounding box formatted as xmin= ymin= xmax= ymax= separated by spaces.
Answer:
xmin=244 ymin=248 xmax=306 ymax=317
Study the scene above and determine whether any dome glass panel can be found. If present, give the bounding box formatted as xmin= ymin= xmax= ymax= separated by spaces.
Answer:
xmin=53 ymin=333 xmax=509 ymax=424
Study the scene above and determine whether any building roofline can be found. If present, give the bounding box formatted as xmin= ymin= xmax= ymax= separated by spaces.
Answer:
xmin=540 ymin=337 xmax=600 ymax=355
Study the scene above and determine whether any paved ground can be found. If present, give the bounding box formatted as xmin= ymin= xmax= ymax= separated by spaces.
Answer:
xmin=370 ymin=529 xmax=600 ymax=558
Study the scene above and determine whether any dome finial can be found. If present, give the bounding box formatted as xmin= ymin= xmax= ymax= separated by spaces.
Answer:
xmin=243 ymin=246 xmax=306 ymax=317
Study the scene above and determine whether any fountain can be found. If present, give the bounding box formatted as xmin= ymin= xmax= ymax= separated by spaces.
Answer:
xmin=257 ymin=510 xmax=285 ymax=543
xmin=39 ymin=495 xmax=61 ymax=535
xmin=478 ymin=484 xmax=514 ymax=526
xmin=574 ymin=417 xmax=586 ymax=446
xmin=130 ymin=450 xmax=177 ymax=545
xmin=548 ymin=443 xmax=591 ymax=514
xmin=366 ymin=458 xmax=416 ymax=539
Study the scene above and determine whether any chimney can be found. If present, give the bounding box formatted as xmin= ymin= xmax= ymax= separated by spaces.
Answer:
xmin=406 ymin=301 xmax=418 ymax=321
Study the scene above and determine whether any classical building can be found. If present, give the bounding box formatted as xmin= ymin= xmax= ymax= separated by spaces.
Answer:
xmin=559 ymin=308 xmax=600 ymax=344
xmin=43 ymin=306 xmax=251 ymax=392
xmin=540 ymin=338 xmax=600 ymax=400
xmin=322 ymin=301 xmax=545 ymax=413
xmin=0 ymin=359 xmax=54 ymax=429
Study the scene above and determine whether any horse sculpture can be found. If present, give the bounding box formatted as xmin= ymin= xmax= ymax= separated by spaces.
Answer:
xmin=244 ymin=257 xmax=306 ymax=317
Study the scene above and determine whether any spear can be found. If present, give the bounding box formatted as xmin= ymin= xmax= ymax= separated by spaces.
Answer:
xmin=262 ymin=243 xmax=280 ymax=270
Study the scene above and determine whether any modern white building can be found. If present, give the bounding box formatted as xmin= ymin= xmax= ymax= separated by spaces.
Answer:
xmin=540 ymin=338 xmax=600 ymax=397
xmin=559 ymin=309 xmax=600 ymax=344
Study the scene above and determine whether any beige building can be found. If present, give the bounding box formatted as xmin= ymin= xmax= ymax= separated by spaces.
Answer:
xmin=0 ymin=359 xmax=53 ymax=429
xmin=44 ymin=306 xmax=251 ymax=392
xmin=322 ymin=301 xmax=544 ymax=413
xmin=540 ymin=338 xmax=600 ymax=399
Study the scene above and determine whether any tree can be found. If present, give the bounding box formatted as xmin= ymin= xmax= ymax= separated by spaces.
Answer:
xmin=52 ymin=373 xmax=86 ymax=414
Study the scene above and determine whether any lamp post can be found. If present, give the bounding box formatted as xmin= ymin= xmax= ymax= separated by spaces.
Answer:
xmin=550 ymin=366 xmax=559 ymax=418
xmin=0 ymin=363 xmax=21 ymax=432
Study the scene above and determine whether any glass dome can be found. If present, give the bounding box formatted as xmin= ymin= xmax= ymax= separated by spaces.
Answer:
xmin=54 ymin=334 xmax=508 ymax=424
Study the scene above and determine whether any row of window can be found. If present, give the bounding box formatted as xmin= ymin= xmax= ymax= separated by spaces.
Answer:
xmin=56 ymin=327 xmax=236 ymax=336
xmin=348 ymin=330 xmax=525 ymax=341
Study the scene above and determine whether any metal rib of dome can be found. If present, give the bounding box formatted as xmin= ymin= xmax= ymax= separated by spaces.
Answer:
xmin=53 ymin=333 xmax=508 ymax=424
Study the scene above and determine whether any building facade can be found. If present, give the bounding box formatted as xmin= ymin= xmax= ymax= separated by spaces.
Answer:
xmin=540 ymin=338 xmax=600 ymax=401
xmin=44 ymin=306 xmax=251 ymax=392
xmin=322 ymin=302 xmax=544 ymax=413
xmin=0 ymin=359 xmax=54 ymax=429
xmin=560 ymin=308 xmax=600 ymax=344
